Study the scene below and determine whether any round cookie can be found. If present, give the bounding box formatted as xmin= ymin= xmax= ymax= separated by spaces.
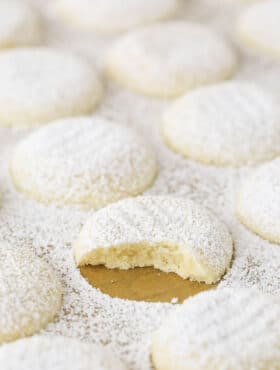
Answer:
xmin=54 ymin=0 xmax=179 ymax=33
xmin=105 ymin=21 xmax=238 ymax=98
xmin=236 ymin=0 xmax=280 ymax=57
xmin=0 ymin=0 xmax=42 ymax=49
xmin=0 ymin=48 xmax=103 ymax=127
xmin=0 ymin=243 xmax=62 ymax=343
xmin=236 ymin=158 xmax=280 ymax=243
xmin=162 ymin=81 xmax=280 ymax=166
xmin=152 ymin=288 xmax=280 ymax=370
xmin=0 ymin=336 xmax=126 ymax=370
xmin=74 ymin=196 xmax=233 ymax=284
xmin=11 ymin=116 xmax=157 ymax=208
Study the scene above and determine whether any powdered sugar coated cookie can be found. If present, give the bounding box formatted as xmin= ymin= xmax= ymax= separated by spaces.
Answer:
xmin=236 ymin=158 xmax=280 ymax=243
xmin=54 ymin=0 xmax=179 ymax=33
xmin=105 ymin=21 xmax=238 ymax=98
xmin=152 ymin=288 xmax=280 ymax=370
xmin=0 ymin=336 xmax=126 ymax=370
xmin=162 ymin=81 xmax=280 ymax=166
xmin=0 ymin=243 xmax=62 ymax=343
xmin=237 ymin=0 xmax=280 ymax=57
xmin=0 ymin=48 xmax=103 ymax=126
xmin=11 ymin=116 xmax=157 ymax=208
xmin=0 ymin=0 xmax=42 ymax=49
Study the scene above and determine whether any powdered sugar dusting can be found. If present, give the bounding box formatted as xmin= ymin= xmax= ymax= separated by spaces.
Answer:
xmin=0 ymin=0 xmax=279 ymax=369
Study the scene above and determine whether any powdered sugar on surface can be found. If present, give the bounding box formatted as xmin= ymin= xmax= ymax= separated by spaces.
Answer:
xmin=0 ymin=1 xmax=279 ymax=369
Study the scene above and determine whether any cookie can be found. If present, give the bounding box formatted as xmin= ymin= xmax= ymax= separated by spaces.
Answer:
xmin=162 ymin=81 xmax=280 ymax=166
xmin=0 ymin=336 xmax=126 ymax=370
xmin=237 ymin=0 xmax=280 ymax=57
xmin=54 ymin=0 xmax=179 ymax=33
xmin=11 ymin=117 xmax=157 ymax=208
xmin=236 ymin=158 xmax=280 ymax=243
xmin=74 ymin=196 xmax=233 ymax=284
xmin=152 ymin=288 xmax=280 ymax=370
xmin=0 ymin=0 xmax=42 ymax=49
xmin=0 ymin=243 xmax=62 ymax=343
xmin=0 ymin=48 xmax=102 ymax=126
xmin=105 ymin=21 xmax=237 ymax=98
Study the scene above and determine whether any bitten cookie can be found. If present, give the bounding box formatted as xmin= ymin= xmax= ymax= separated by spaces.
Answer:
xmin=74 ymin=196 xmax=233 ymax=284
xmin=54 ymin=0 xmax=179 ymax=33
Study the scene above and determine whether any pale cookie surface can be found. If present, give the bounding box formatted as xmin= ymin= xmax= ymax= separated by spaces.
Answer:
xmin=105 ymin=21 xmax=237 ymax=98
xmin=162 ymin=81 xmax=280 ymax=166
xmin=0 ymin=0 xmax=42 ymax=49
xmin=0 ymin=335 xmax=126 ymax=370
xmin=54 ymin=0 xmax=179 ymax=33
xmin=74 ymin=196 xmax=233 ymax=284
xmin=237 ymin=0 xmax=280 ymax=57
xmin=11 ymin=117 xmax=157 ymax=208
xmin=236 ymin=158 xmax=280 ymax=243
xmin=0 ymin=243 xmax=62 ymax=343
xmin=0 ymin=48 xmax=102 ymax=126
xmin=152 ymin=288 xmax=280 ymax=370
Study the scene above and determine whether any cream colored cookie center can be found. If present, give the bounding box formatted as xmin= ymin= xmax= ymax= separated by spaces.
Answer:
xmin=75 ymin=242 xmax=219 ymax=284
